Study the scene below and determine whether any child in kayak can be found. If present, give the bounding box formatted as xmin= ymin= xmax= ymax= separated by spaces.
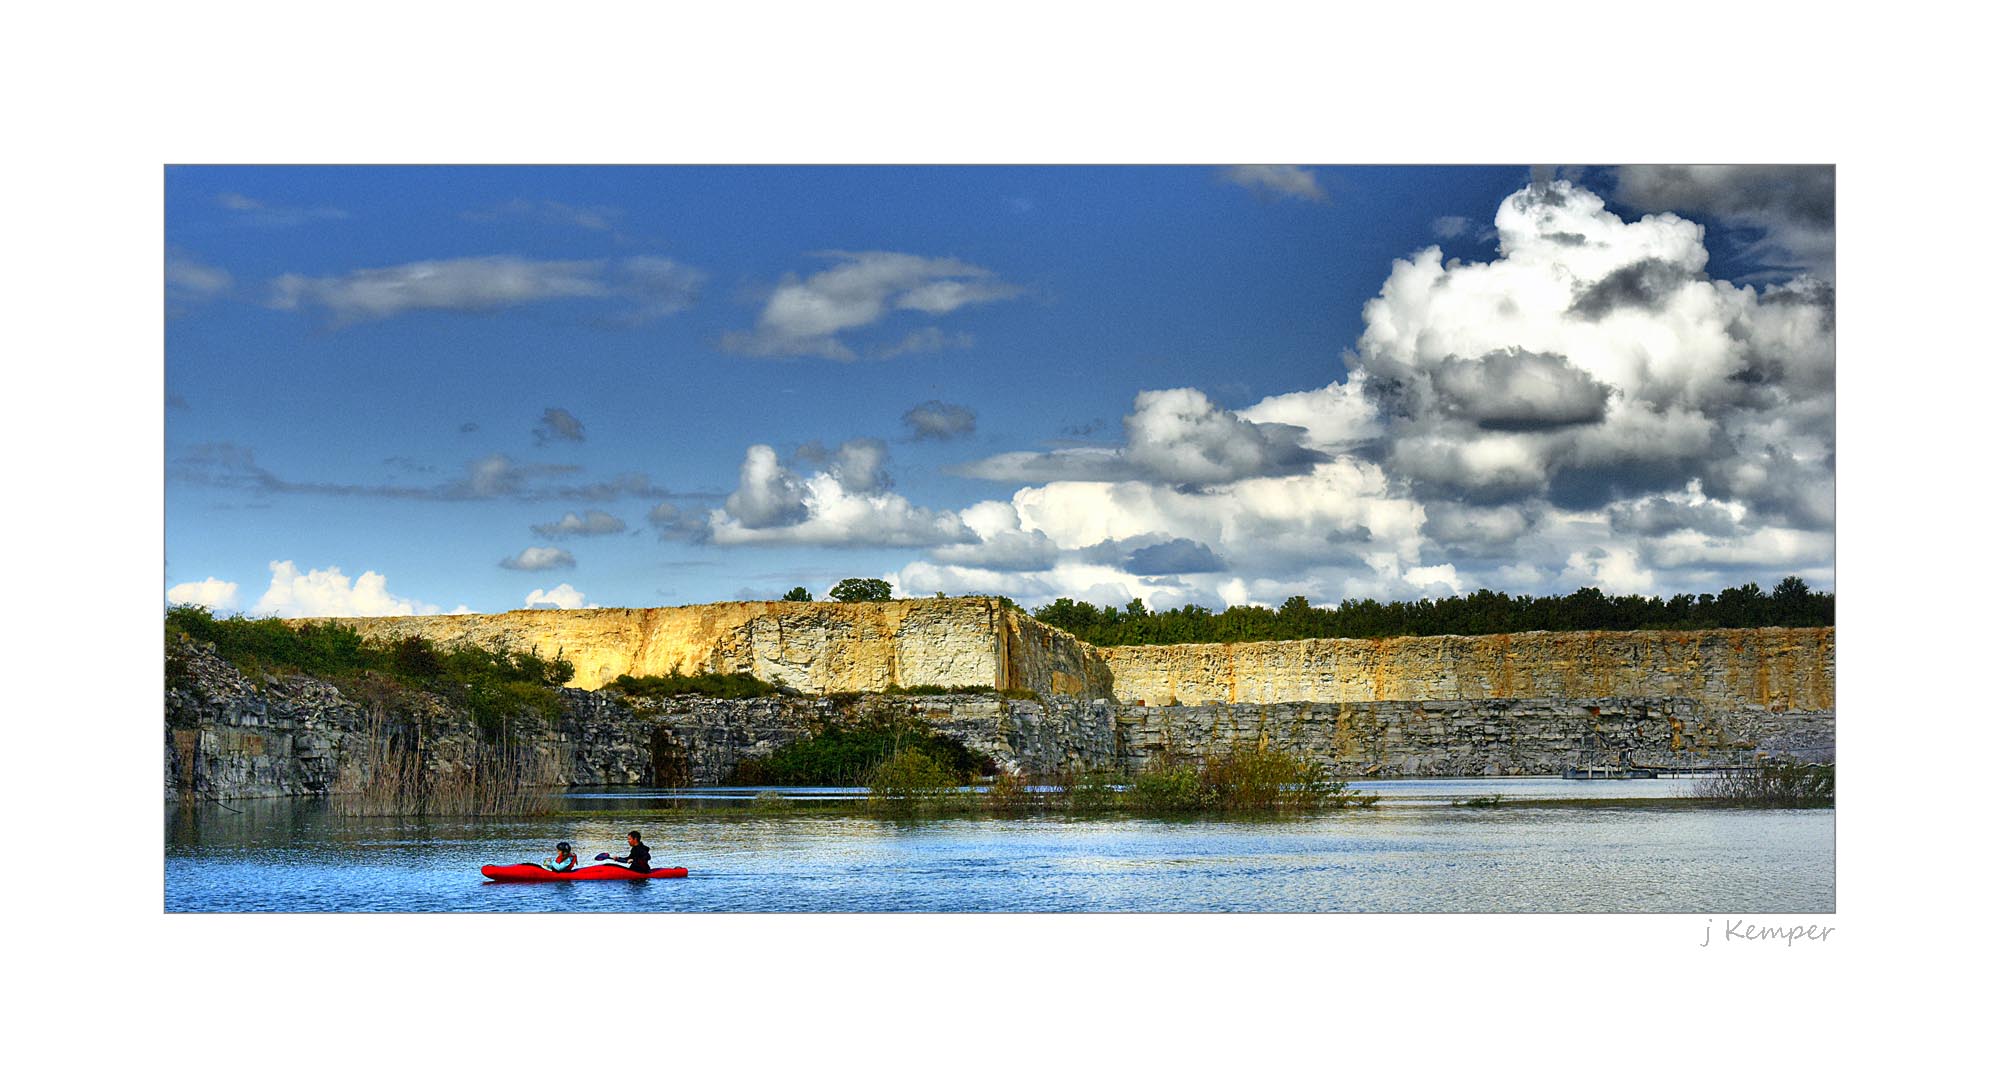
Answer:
xmin=541 ymin=841 xmax=578 ymax=873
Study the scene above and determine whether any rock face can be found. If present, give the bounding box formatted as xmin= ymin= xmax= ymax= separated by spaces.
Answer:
xmin=165 ymin=638 xmax=1116 ymax=797
xmin=309 ymin=602 xmax=1832 ymax=718
xmin=1106 ymin=698 xmax=1833 ymax=777
xmin=174 ymin=610 xmax=1835 ymax=799
xmin=167 ymin=638 xmax=1832 ymax=800
xmin=305 ymin=598 xmax=1114 ymax=698
xmin=1102 ymin=627 xmax=1834 ymax=712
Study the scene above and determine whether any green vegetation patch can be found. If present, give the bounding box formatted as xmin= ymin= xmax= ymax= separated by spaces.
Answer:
xmin=1126 ymin=745 xmax=1375 ymax=814
xmin=878 ymin=683 xmax=1038 ymax=699
xmin=1696 ymin=761 xmax=1834 ymax=808
xmin=165 ymin=605 xmax=571 ymax=738
xmin=608 ymin=671 xmax=784 ymax=699
xmin=865 ymin=748 xmax=966 ymax=815
xmin=731 ymin=711 xmax=994 ymax=786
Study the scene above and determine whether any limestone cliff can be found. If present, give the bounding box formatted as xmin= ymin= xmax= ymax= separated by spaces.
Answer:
xmin=302 ymin=598 xmax=1115 ymax=699
xmin=308 ymin=601 xmax=1832 ymax=714
xmin=1102 ymin=627 xmax=1833 ymax=712
xmin=166 ymin=633 xmax=1833 ymax=801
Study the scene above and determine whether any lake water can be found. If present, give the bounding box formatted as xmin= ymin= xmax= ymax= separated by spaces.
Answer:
xmin=164 ymin=777 xmax=1833 ymax=913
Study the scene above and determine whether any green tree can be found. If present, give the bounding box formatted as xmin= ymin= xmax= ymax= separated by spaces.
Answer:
xmin=1771 ymin=575 xmax=1811 ymax=625
xmin=830 ymin=577 xmax=893 ymax=603
xmin=782 ymin=586 xmax=813 ymax=602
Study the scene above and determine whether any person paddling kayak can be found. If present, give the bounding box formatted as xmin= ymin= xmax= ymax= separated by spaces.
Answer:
xmin=609 ymin=831 xmax=651 ymax=873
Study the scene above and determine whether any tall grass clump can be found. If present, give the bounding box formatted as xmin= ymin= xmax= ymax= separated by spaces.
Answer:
xmin=981 ymin=770 xmax=1035 ymax=815
xmin=1126 ymin=745 xmax=1374 ymax=815
xmin=1696 ymin=761 xmax=1833 ymax=807
xmin=332 ymin=711 xmax=562 ymax=817
xmin=866 ymin=748 xmax=965 ymax=815
xmin=1057 ymin=768 xmax=1125 ymax=814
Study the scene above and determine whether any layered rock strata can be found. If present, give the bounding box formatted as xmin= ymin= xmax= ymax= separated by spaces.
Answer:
xmin=1101 ymin=627 xmax=1834 ymax=712
xmin=167 ymin=640 xmax=1832 ymax=800
xmin=304 ymin=598 xmax=1113 ymax=699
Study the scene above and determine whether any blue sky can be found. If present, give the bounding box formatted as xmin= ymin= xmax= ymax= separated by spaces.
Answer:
xmin=165 ymin=164 xmax=1834 ymax=616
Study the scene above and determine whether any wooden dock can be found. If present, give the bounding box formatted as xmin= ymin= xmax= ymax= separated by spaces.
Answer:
xmin=1563 ymin=762 xmax=1762 ymax=780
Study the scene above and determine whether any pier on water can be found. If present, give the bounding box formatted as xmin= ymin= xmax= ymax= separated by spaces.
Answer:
xmin=1561 ymin=728 xmax=1762 ymax=781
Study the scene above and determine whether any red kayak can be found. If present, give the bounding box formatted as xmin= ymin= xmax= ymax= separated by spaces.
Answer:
xmin=481 ymin=863 xmax=689 ymax=882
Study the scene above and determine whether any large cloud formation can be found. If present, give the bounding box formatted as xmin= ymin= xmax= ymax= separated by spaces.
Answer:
xmin=252 ymin=561 xmax=462 ymax=617
xmin=698 ymin=176 xmax=1834 ymax=610
xmin=1613 ymin=165 xmax=1834 ymax=281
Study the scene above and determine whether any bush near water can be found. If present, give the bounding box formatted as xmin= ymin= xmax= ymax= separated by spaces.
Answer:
xmin=731 ymin=710 xmax=997 ymax=786
xmin=1129 ymin=744 xmax=1370 ymax=813
xmin=1697 ymin=760 xmax=1834 ymax=807
xmin=850 ymin=743 xmax=1376 ymax=817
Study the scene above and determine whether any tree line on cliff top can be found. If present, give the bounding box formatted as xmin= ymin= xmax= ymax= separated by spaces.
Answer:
xmin=779 ymin=575 xmax=1832 ymax=647
xmin=1024 ymin=578 xmax=1832 ymax=647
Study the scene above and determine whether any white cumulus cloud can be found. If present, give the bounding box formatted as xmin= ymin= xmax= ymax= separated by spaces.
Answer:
xmin=166 ymin=577 xmax=240 ymax=610
xmin=252 ymin=561 xmax=453 ymax=617
xmin=524 ymin=583 xmax=594 ymax=609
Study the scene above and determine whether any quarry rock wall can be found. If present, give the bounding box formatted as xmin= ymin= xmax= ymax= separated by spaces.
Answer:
xmin=305 ymin=598 xmax=1114 ymax=699
xmin=175 ymin=608 xmax=1836 ymax=799
xmin=305 ymin=603 xmax=1830 ymax=718
xmin=1101 ymin=627 xmax=1833 ymax=712
xmin=168 ymin=638 xmax=1832 ymax=800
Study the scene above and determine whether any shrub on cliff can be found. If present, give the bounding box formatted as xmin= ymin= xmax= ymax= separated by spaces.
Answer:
xmin=165 ymin=604 xmax=574 ymax=736
xmin=883 ymin=683 xmax=997 ymax=696
xmin=783 ymin=586 xmax=813 ymax=602
xmin=830 ymin=577 xmax=893 ymax=603
xmin=609 ymin=671 xmax=782 ymax=699
xmin=168 ymin=605 xmax=371 ymax=676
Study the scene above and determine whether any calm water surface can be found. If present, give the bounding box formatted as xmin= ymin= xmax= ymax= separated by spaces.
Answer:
xmin=165 ymin=778 xmax=1832 ymax=913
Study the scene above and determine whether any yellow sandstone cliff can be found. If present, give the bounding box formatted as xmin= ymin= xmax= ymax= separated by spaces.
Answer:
xmin=303 ymin=598 xmax=1114 ymax=697
xmin=1100 ymin=627 xmax=1833 ymax=713
xmin=303 ymin=600 xmax=1831 ymax=714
